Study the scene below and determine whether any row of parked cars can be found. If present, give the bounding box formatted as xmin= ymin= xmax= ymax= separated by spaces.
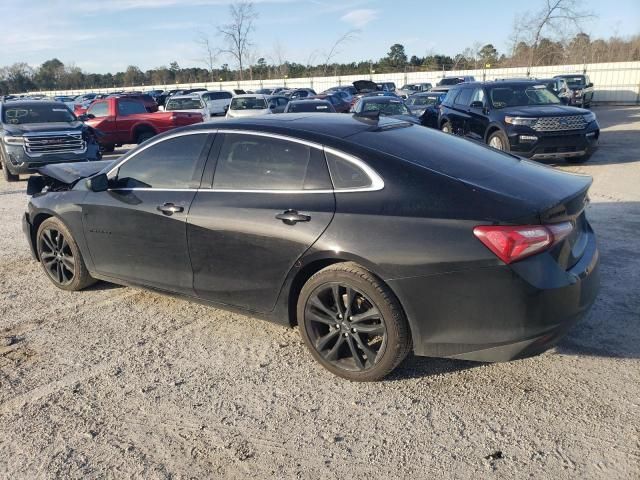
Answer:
xmin=0 ymin=73 xmax=598 ymax=182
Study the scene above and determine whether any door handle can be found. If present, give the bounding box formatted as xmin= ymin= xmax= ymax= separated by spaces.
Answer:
xmin=157 ymin=203 xmax=184 ymax=216
xmin=276 ymin=209 xmax=311 ymax=225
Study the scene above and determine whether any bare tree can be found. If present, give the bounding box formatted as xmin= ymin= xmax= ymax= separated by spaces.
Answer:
xmin=513 ymin=0 xmax=594 ymax=68
xmin=321 ymin=30 xmax=359 ymax=75
xmin=196 ymin=32 xmax=218 ymax=82
xmin=218 ymin=1 xmax=257 ymax=81
xmin=269 ymin=41 xmax=289 ymax=79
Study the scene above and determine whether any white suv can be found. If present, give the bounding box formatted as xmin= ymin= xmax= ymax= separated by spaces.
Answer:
xmin=197 ymin=90 xmax=233 ymax=116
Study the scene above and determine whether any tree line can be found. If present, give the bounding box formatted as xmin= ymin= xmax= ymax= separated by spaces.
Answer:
xmin=1 ymin=0 xmax=639 ymax=94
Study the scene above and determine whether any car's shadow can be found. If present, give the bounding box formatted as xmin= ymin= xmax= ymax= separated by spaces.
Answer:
xmin=387 ymin=355 xmax=481 ymax=381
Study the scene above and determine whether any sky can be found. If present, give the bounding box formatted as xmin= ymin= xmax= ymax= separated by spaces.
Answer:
xmin=1 ymin=0 xmax=639 ymax=74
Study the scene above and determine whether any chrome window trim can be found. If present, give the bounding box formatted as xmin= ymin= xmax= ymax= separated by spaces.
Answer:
xmin=106 ymin=127 xmax=384 ymax=193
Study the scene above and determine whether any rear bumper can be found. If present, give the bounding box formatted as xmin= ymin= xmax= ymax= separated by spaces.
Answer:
xmin=388 ymin=228 xmax=600 ymax=362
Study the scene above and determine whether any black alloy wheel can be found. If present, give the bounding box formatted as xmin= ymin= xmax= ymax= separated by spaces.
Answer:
xmin=305 ymin=283 xmax=387 ymax=372
xmin=38 ymin=227 xmax=75 ymax=286
xmin=298 ymin=262 xmax=411 ymax=381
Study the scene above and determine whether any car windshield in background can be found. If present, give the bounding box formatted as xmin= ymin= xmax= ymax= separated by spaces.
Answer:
xmin=362 ymin=101 xmax=410 ymax=116
xmin=563 ymin=76 xmax=587 ymax=87
xmin=288 ymin=102 xmax=332 ymax=113
xmin=165 ymin=98 xmax=204 ymax=110
xmin=230 ymin=97 xmax=268 ymax=110
xmin=408 ymin=95 xmax=442 ymax=106
xmin=489 ymin=85 xmax=561 ymax=109
xmin=438 ymin=78 xmax=463 ymax=86
xmin=2 ymin=104 xmax=75 ymax=124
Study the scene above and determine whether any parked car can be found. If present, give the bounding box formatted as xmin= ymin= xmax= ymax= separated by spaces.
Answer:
xmin=553 ymin=74 xmax=594 ymax=108
xmin=0 ymin=100 xmax=101 ymax=182
xmin=284 ymin=99 xmax=335 ymax=113
xmin=324 ymin=85 xmax=358 ymax=96
xmin=226 ymin=94 xmax=273 ymax=118
xmin=23 ymin=114 xmax=600 ymax=381
xmin=538 ymin=77 xmax=572 ymax=104
xmin=432 ymin=76 xmax=475 ymax=92
xmin=81 ymin=97 xmax=203 ymax=151
xmin=196 ymin=90 xmax=233 ymax=116
xmin=164 ymin=94 xmax=211 ymax=121
xmin=350 ymin=80 xmax=382 ymax=106
xmin=54 ymin=96 xmax=77 ymax=110
xmin=438 ymin=80 xmax=599 ymax=162
xmin=376 ymin=82 xmax=396 ymax=92
xmin=352 ymin=96 xmax=420 ymax=124
xmin=283 ymin=88 xmax=317 ymax=100
xmin=255 ymin=87 xmax=286 ymax=95
xmin=309 ymin=93 xmax=351 ymax=113
xmin=396 ymin=83 xmax=433 ymax=99
xmin=405 ymin=91 xmax=447 ymax=128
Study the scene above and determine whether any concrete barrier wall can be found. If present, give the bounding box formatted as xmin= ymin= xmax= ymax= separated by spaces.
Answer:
xmin=31 ymin=61 xmax=640 ymax=104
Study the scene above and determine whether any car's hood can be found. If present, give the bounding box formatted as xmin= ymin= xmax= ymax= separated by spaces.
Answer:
xmin=353 ymin=80 xmax=378 ymax=93
xmin=4 ymin=121 xmax=84 ymax=135
xmin=501 ymin=105 xmax=589 ymax=116
xmin=37 ymin=160 xmax=115 ymax=185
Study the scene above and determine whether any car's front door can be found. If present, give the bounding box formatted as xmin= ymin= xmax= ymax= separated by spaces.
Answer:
xmin=467 ymin=87 xmax=489 ymax=141
xmin=188 ymin=132 xmax=336 ymax=312
xmin=449 ymin=88 xmax=473 ymax=136
xmin=81 ymin=131 xmax=212 ymax=294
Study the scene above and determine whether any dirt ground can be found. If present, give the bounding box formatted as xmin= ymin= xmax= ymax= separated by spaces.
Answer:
xmin=0 ymin=107 xmax=638 ymax=479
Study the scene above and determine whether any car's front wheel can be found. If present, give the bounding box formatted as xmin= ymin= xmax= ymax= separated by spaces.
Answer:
xmin=1 ymin=157 xmax=19 ymax=182
xmin=297 ymin=262 xmax=411 ymax=381
xmin=488 ymin=130 xmax=509 ymax=152
xmin=36 ymin=217 xmax=96 ymax=291
xmin=441 ymin=121 xmax=452 ymax=134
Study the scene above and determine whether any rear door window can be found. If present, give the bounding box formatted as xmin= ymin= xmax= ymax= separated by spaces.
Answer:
xmin=325 ymin=151 xmax=371 ymax=190
xmin=118 ymin=100 xmax=148 ymax=116
xmin=454 ymin=88 xmax=473 ymax=107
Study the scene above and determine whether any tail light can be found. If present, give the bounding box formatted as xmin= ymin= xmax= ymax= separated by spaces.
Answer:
xmin=473 ymin=222 xmax=573 ymax=264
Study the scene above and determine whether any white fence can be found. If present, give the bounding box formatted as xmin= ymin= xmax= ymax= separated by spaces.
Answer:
xmin=31 ymin=61 xmax=640 ymax=104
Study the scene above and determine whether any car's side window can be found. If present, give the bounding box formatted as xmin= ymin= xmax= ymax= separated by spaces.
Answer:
xmin=87 ymin=101 xmax=108 ymax=118
xmin=213 ymin=134 xmax=330 ymax=190
xmin=325 ymin=151 xmax=372 ymax=190
xmin=470 ymin=88 xmax=485 ymax=106
xmin=118 ymin=100 xmax=148 ymax=116
xmin=113 ymin=133 xmax=208 ymax=189
xmin=455 ymin=88 xmax=473 ymax=107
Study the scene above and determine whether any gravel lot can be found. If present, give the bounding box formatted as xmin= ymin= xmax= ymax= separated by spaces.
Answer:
xmin=1 ymin=107 xmax=638 ymax=479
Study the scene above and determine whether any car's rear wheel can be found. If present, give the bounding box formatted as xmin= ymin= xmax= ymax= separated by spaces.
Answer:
xmin=297 ymin=262 xmax=411 ymax=381
xmin=488 ymin=130 xmax=509 ymax=152
xmin=36 ymin=217 xmax=96 ymax=291
xmin=441 ymin=121 xmax=452 ymax=134
xmin=136 ymin=131 xmax=155 ymax=144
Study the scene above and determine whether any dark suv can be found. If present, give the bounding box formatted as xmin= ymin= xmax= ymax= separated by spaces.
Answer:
xmin=553 ymin=74 xmax=594 ymax=108
xmin=438 ymin=80 xmax=599 ymax=163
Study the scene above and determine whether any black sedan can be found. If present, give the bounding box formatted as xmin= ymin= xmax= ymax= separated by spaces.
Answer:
xmin=23 ymin=114 xmax=600 ymax=381
xmin=352 ymin=96 xmax=420 ymax=124
xmin=405 ymin=91 xmax=447 ymax=128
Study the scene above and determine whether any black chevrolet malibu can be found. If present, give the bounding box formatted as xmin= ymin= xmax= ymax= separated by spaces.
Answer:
xmin=23 ymin=114 xmax=600 ymax=381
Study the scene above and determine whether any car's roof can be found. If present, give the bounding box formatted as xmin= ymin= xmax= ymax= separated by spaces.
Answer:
xmin=554 ymin=74 xmax=585 ymax=77
xmin=186 ymin=113 xmax=407 ymax=140
xmin=1 ymin=100 xmax=61 ymax=108
xmin=449 ymin=79 xmax=546 ymax=88
xmin=361 ymin=96 xmax=404 ymax=103
xmin=289 ymin=99 xmax=331 ymax=104
xmin=233 ymin=94 xmax=269 ymax=99
xmin=168 ymin=94 xmax=203 ymax=100
xmin=413 ymin=91 xmax=444 ymax=96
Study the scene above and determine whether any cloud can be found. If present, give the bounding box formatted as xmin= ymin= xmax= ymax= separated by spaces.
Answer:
xmin=340 ymin=9 xmax=378 ymax=28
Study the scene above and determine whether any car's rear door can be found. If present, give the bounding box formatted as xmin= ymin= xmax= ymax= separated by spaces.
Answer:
xmin=187 ymin=131 xmax=335 ymax=312
xmin=81 ymin=131 xmax=212 ymax=295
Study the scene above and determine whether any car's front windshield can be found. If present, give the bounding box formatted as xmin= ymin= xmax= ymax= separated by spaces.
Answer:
xmin=563 ymin=76 xmax=587 ymax=88
xmin=363 ymin=100 xmax=410 ymax=116
xmin=230 ymin=97 xmax=268 ymax=110
xmin=165 ymin=98 xmax=204 ymax=110
xmin=2 ymin=104 xmax=76 ymax=124
xmin=489 ymin=85 xmax=561 ymax=109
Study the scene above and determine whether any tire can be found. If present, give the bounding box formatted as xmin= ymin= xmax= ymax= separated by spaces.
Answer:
xmin=136 ymin=131 xmax=155 ymax=144
xmin=297 ymin=262 xmax=411 ymax=381
xmin=100 ymin=144 xmax=115 ymax=153
xmin=36 ymin=217 xmax=96 ymax=291
xmin=2 ymin=159 xmax=19 ymax=182
xmin=441 ymin=121 xmax=452 ymax=134
xmin=487 ymin=130 xmax=510 ymax=152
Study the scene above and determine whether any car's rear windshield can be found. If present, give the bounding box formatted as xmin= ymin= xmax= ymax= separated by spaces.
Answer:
xmin=288 ymin=102 xmax=332 ymax=112
xmin=562 ymin=76 xmax=587 ymax=87
xmin=489 ymin=84 xmax=561 ymax=108
xmin=437 ymin=78 xmax=463 ymax=86
xmin=165 ymin=98 xmax=204 ymax=110
xmin=2 ymin=104 xmax=76 ymax=124
xmin=408 ymin=95 xmax=443 ymax=106
xmin=230 ymin=97 xmax=267 ymax=110
xmin=362 ymin=100 xmax=410 ymax=116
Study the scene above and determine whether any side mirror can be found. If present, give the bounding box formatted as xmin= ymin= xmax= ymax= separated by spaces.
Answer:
xmin=470 ymin=101 xmax=484 ymax=109
xmin=77 ymin=114 xmax=88 ymax=122
xmin=86 ymin=173 xmax=109 ymax=192
xmin=587 ymin=82 xmax=594 ymax=88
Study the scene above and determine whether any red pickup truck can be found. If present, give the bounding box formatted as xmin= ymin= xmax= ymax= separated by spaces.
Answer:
xmin=81 ymin=97 xmax=202 ymax=151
